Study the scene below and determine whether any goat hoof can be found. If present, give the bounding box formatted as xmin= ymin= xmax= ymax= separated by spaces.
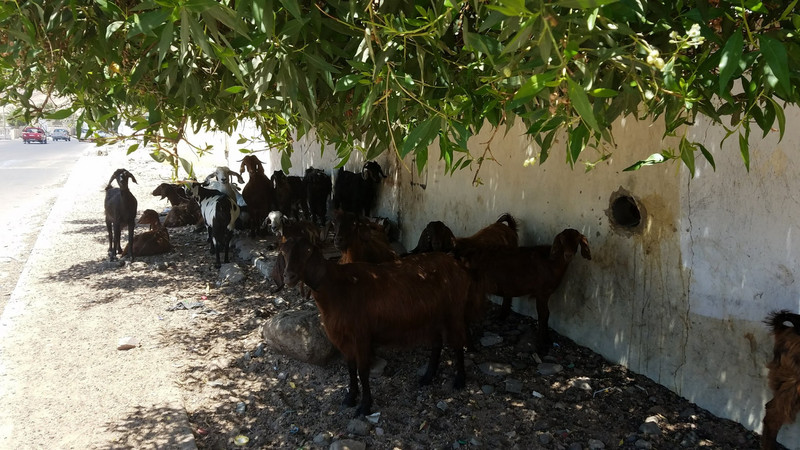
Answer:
xmin=419 ymin=374 xmax=434 ymax=386
xmin=453 ymin=375 xmax=466 ymax=390
xmin=354 ymin=404 xmax=371 ymax=417
xmin=341 ymin=393 xmax=358 ymax=408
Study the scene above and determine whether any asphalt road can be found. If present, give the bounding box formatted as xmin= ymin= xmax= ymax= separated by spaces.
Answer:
xmin=0 ymin=137 xmax=90 ymax=312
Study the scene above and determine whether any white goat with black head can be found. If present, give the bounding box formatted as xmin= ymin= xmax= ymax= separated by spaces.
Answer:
xmin=186 ymin=181 xmax=241 ymax=268
xmin=104 ymin=168 xmax=138 ymax=261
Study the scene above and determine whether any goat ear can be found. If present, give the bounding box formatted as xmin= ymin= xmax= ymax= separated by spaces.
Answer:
xmin=579 ymin=235 xmax=591 ymax=260
xmin=128 ymin=172 xmax=138 ymax=184
xmin=239 ymin=160 xmax=246 ymax=174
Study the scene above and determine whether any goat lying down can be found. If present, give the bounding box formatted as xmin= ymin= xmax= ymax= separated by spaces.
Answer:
xmin=280 ymin=236 xmax=482 ymax=416
xmin=762 ymin=310 xmax=800 ymax=450
xmin=121 ymin=209 xmax=171 ymax=257
xmin=457 ymin=228 xmax=591 ymax=354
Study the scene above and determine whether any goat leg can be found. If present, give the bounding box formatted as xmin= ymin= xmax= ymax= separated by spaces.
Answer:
xmin=535 ymin=296 xmax=552 ymax=355
xmin=453 ymin=346 xmax=466 ymax=390
xmin=420 ymin=340 xmax=442 ymax=386
xmin=761 ymin=398 xmax=782 ymax=450
xmin=106 ymin=220 xmax=116 ymax=261
xmin=223 ymin=230 xmax=231 ymax=263
xmin=355 ymin=364 xmax=372 ymax=417
xmin=113 ymin=223 xmax=123 ymax=255
xmin=127 ymin=222 xmax=135 ymax=261
xmin=498 ymin=297 xmax=513 ymax=318
xmin=342 ymin=360 xmax=359 ymax=408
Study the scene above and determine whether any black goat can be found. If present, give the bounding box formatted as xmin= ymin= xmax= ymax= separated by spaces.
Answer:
xmin=104 ymin=168 xmax=138 ymax=261
xmin=240 ymin=155 xmax=275 ymax=237
xmin=272 ymin=170 xmax=306 ymax=219
xmin=333 ymin=161 xmax=386 ymax=217
xmin=152 ymin=182 xmax=202 ymax=227
xmin=304 ymin=167 xmax=332 ymax=226
xmin=186 ymin=181 xmax=241 ymax=268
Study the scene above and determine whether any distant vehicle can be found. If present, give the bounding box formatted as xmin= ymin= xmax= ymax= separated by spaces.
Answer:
xmin=51 ymin=128 xmax=71 ymax=141
xmin=22 ymin=126 xmax=47 ymax=144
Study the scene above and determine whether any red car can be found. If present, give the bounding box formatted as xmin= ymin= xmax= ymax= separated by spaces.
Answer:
xmin=22 ymin=126 xmax=47 ymax=144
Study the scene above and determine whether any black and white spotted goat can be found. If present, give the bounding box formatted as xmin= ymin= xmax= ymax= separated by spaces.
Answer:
xmin=104 ymin=168 xmax=138 ymax=261
xmin=186 ymin=181 xmax=241 ymax=268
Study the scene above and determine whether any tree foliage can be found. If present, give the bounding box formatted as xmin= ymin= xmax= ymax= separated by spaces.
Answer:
xmin=1 ymin=0 xmax=798 ymax=177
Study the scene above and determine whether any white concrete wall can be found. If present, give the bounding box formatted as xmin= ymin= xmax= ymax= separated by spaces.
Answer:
xmin=177 ymin=108 xmax=800 ymax=448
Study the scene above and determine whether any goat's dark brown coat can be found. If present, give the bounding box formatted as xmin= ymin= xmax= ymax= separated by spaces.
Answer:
xmin=280 ymin=237 xmax=480 ymax=416
xmin=762 ymin=310 xmax=800 ymax=449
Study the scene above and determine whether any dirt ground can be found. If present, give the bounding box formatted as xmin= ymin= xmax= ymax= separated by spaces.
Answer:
xmin=1 ymin=149 xmax=775 ymax=449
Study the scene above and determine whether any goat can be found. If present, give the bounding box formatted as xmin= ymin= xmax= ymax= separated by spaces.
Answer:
xmin=267 ymin=214 xmax=323 ymax=296
xmin=331 ymin=209 xmax=397 ymax=264
xmin=239 ymin=155 xmax=275 ymax=237
xmin=104 ymin=169 xmax=138 ymax=261
xmin=186 ymin=181 xmax=241 ymax=268
xmin=332 ymin=161 xmax=387 ymax=217
xmin=453 ymin=213 xmax=518 ymax=252
xmin=457 ymin=228 xmax=591 ymax=354
xmin=204 ymin=166 xmax=245 ymax=200
xmin=272 ymin=170 xmax=306 ymax=219
xmin=121 ymin=209 xmax=171 ymax=257
xmin=304 ymin=167 xmax=332 ymax=226
xmin=152 ymin=183 xmax=202 ymax=227
xmin=410 ymin=221 xmax=457 ymax=254
xmin=762 ymin=310 xmax=800 ymax=450
xmin=279 ymin=236 xmax=482 ymax=416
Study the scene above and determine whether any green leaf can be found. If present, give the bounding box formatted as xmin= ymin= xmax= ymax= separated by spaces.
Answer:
xmin=416 ymin=147 xmax=428 ymax=175
xmin=126 ymin=143 xmax=140 ymax=155
xmin=567 ymin=78 xmax=601 ymax=134
xmin=679 ymin=136 xmax=696 ymax=177
xmin=511 ymin=71 xmax=556 ymax=105
xmin=718 ymin=27 xmax=743 ymax=94
xmin=44 ymin=108 xmax=74 ymax=120
xmin=157 ymin=21 xmax=174 ymax=65
xmin=739 ymin=133 xmax=750 ymax=172
xmin=697 ymin=143 xmax=715 ymax=171
xmin=179 ymin=157 xmax=194 ymax=177
xmin=279 ymin=0 xmax=303 ymax=20
xmin=401 ymin=116 xmax=441 ymax=159
xmin=767 ymin=97 xmax=786 ymax=141
xmin=128 ymin=10 xmax=170 ymax=38
xmin=623 ymin=152 xmax=668 ymax=172
xmin=463 ymin=32 xmax=501 ymax=63
xmin=554 ymin=0 xmax=620 ymax=8
xmin=759 ymin=35 xmax=791 ymax=95
xmin=567 ymin=124 xmax=589 ymax=167
xmin=334 ymin=74 xmax=363 ymax=93
xmin=588 ymin=88 xmax=618 ymax=98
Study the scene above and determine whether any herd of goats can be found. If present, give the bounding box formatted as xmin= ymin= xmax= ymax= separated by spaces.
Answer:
xmin=100 ymin=155 xmax=799 ymax=448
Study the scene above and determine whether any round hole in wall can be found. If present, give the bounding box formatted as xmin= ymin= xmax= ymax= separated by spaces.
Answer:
xmin=611 ymin=195 xmax=641 ymax=228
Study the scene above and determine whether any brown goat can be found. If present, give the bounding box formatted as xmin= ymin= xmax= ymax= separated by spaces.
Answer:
xmin=121 ymin=209 xmax=172 ymax=257
xmin=331 ymin=210 xmax=397 ymax=264
xmin=410 ymin=220 xmax=457 ymax=254
xmin=762 ymin=310 xmax=800 ymax=450
xmin=457 ymin=228 xmax=591 ymax=354
xmin=240 ymin=155 xmax=275 ymax=237
xmin=152 ymin=183 xmax=202 ymax=227
xmin=454 ymin=213 xmax=518 ymax=251
xmin=279 ymin=236 xmax=481 ymax=416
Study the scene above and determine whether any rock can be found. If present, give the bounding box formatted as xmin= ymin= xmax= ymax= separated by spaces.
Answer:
xmin=568 ymin=443 xmax=582 ymax=450
xmin=481 ymin=385 xmax=495 ymax=395
xmin=635 ymin=439 xmax=653 ymax=449
xmin=218 ymin=263 xmax=245 ymax=284
xmin=235 ymin=402 xmax=246 ymax=414
xmin=370 ymin=357 xmax=387 ymax=376
xmin=253 ymin=343 xmax=265 ymax=357
xmin=569 ymin=377 xmax=592 ymax=391
xmin=261 ymin=309 xmax=339 ymax=366
xmin=537 ymin=363 xmax=563 ymax=376
xmin=588 ymin=438 xmax=606 ymax=449
xmin=504 ymin=378 xmax=523 ymax=394
xmin=437 ymin=401 xmax=448 ymax=411
xmin=538 ymin=433 xmax=552 ymax=445
xmin=480 ymin=333 xmax=503 ymax=347
xmin=313 ymin=432 xmax=332 ymax=446
xmin=638 ymin=421 xmax=661 ymax=436
xmin=479 ymin=362 xmax=513 ymax=377
xmin=330 ymin=439 xmax=366 ymax=450
xmin=346 ymin=419 xmax=370 ymax=436
xmin=117 ymin=337 xmax=139 ymax=350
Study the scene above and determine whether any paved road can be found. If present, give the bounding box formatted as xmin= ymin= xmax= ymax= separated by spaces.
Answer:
xmin=0 ymin=138 xmax=89 ymax=312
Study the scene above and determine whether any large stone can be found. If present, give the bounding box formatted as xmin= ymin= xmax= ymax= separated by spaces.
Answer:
xmin=262 ymin=309 xmax=339 ymax=366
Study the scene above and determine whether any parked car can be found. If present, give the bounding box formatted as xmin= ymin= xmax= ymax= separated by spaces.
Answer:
xmin=22 ymin=126 xmax=47 ymax=144
xmin=51 ymin=128 xmax=71 ymax=141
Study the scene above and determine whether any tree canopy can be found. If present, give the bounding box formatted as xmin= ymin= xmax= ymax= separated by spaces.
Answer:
xmin=1 ymin=0 xmax=798 ymax=178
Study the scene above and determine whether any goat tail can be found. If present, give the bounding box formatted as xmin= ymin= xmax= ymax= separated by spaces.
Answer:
xmin=766 ymin=310 xmax=800 ymax=335
xmin=496 ymin=213 xmax=517 ymax=232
